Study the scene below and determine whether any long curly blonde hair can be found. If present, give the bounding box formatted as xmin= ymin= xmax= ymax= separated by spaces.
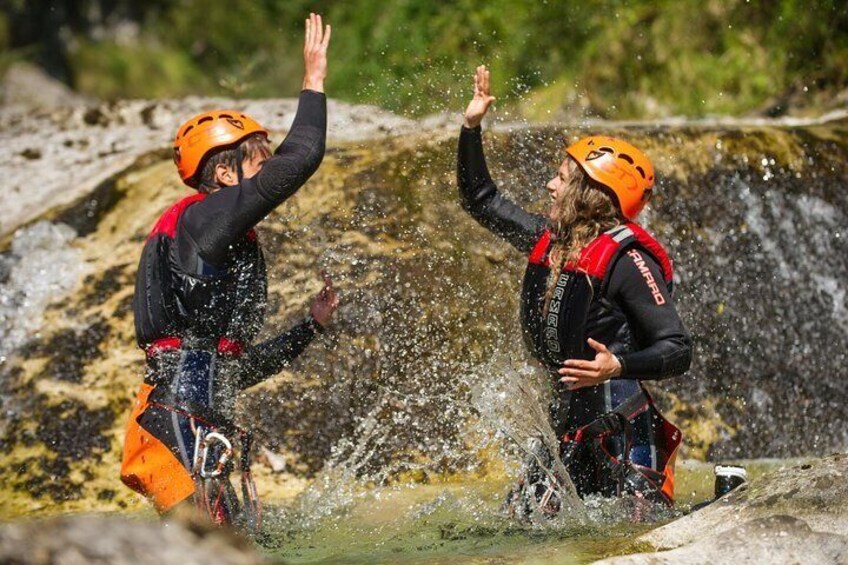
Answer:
xmin=545 ymin=156 xmax=622 ymax=307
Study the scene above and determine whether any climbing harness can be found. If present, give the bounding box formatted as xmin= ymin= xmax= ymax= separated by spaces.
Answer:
xmin=505 ymin=389 xmax=681 ymax=520
xmin=559 ymin=389 xmax=679 ymax=505
xmin=189 ymin=424 xmax=262 ymax=532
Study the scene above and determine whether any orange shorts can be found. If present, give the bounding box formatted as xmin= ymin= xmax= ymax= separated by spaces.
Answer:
xmin=120 ymin=384 xmax=196 ymax=512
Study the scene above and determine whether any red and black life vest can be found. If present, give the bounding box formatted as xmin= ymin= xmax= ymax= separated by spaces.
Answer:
xmin=133 ymin=194 xmax=267 ymax=353
xmin=520 ymin=222 xmax=674 ymax=372
xmin=519 ymin=222 xmax=681 ymax=502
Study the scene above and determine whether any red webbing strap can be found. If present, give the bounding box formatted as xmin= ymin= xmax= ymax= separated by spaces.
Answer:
xmin=145 ymin=336 xmax=245 ymax=357
xmin=145 ymin=337 xmax=182 ymax=357
xmin=216 ymin=337 xmax=245 ymax=356
xmin=562 ymin=390 xmax=651 ymax=445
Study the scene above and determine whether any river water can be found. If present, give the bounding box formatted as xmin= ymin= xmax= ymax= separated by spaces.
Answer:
xmin=257 ymin=458 xmax=793 ymax=563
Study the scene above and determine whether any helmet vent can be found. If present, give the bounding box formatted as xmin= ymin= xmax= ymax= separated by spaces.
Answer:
xmin=181 ymin=125 xmax=194 ymax=137
xmin=599 ymin=146 xmax=615 ymax=154
xmin=635 ymin=165 xmax=646 ymax=178
xmin=219 ymin=113 xmax=233 ymax=119
xmin=619 ymin=153 xmax=634 ymax=164
xmin=197 ymin=116 xmax=213 ymax=124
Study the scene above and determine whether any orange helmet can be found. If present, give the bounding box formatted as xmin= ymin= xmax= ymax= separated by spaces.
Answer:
xmin=565 ymin=136 xmax=655 ymax=220
xmin=173 ymin=110 xmax=268 ymax=188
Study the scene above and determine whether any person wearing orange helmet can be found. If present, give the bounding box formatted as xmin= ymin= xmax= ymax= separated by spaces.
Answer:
xmin=457 ymin=66 xmax=692 ymax=511
xmin=121 ymin=14 xmax=338 ymax=526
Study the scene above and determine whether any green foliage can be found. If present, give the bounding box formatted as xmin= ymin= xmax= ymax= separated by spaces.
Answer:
xmin=73 ymin=42 xmax=209 ymax=99
xmin=5 ymin=0 xmax=847 ymax=117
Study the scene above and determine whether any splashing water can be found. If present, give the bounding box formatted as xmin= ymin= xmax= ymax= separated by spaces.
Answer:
xmin=254 ymin=353 xmax=683 ymax=564
xmin=0 ymin=221 xmax=89 ymax=363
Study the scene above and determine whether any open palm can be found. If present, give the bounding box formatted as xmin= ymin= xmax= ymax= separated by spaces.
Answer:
xmin=303 ymin=12 xmax=331 ymax=92
xmin=464 ymin=65 xmax=496 ymax=128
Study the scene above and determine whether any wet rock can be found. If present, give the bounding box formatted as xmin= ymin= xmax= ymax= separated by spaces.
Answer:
xmin=596 ymin=454 xmax=848 ymax=564
xmin=79 ymin=264 xmax=133 ymax=309
xmin=30 ymin=318 xmax=111 ymax=383
xmin=34 ymin=398 xmax=113 ymax=460
xmin=0 ymin=514 xmax=265 ymax=564
xmin=0 ymin=95 xmax=421 ymax=238
xmin=599 ymin=515 xmax=848 ymax=564
xmin=15 ymin=455 xmax=87 ymax=503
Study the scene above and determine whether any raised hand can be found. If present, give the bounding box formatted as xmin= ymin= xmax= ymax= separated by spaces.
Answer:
xmin=309 ymin=270 xmax=339 ymax=328
xmin=463 ymin=65 xmax=496 ymax=129
xmin=303 ymin=12 xmax=331 ymax=92
xmin=558 ymin=338 xmax=623 ymax=390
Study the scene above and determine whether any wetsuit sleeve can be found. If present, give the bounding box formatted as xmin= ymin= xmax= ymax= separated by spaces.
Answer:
xmin=177 ymin=90 xmax=327 ymax=268
xmin=457 ymin=125 xmax=547 ymax=253
xmin=607 ymin=250 xmax=692 ymax=380
xmin=238 ymin=317 xmax=323 ymax=389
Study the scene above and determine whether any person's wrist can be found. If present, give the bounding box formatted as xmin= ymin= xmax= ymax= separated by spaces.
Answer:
xmin=612 ymin=354 xmax=625 ymax=378
xmin=306 ymin=313 xmax=326 ymax=333
xmin=303 ymin=77 xmax=325 ymax=92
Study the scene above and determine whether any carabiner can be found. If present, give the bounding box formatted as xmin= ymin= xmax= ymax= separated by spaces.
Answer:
xmin=199 ymin=431 xmax=233 ymax=478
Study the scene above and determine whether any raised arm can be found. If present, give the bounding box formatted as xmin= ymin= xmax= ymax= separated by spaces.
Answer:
xmin=458 ymin=66 xmax=546 ymax=253
xmin=179 ymin=14 xmax=331 ymax=268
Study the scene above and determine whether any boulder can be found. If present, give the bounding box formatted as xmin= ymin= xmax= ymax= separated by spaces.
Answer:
xmin=597 ymin=454 xmax=848 ymax=564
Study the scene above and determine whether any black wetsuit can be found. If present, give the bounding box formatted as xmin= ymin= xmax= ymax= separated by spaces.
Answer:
xmin=457 ymin=125 xmax=692 ymax=498
xmin=127 ymin=90 xmax=326 ymax=514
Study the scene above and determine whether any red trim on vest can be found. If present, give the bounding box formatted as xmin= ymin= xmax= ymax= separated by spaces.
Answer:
xmin=527 ymin=223 xmax=673 ymax=283
xmin=528 ymin=230 xmax=553 ymax=265
xmin=573 ymin=233 xmax=620 ymax=279
xmin=145 ymin=336 xmax=245 ymax=358
xmin=217 ymin=337 xmax=245 ymax=356
xmin=147 ymin=194 xmax=258 ymax=243
xmin=145 ymin=337 xmax=182 ymax=357
xmin=627 ymin=223 xmax=673 ymax=282
xmin=147 ymin=193 xmax=206 ymax=240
